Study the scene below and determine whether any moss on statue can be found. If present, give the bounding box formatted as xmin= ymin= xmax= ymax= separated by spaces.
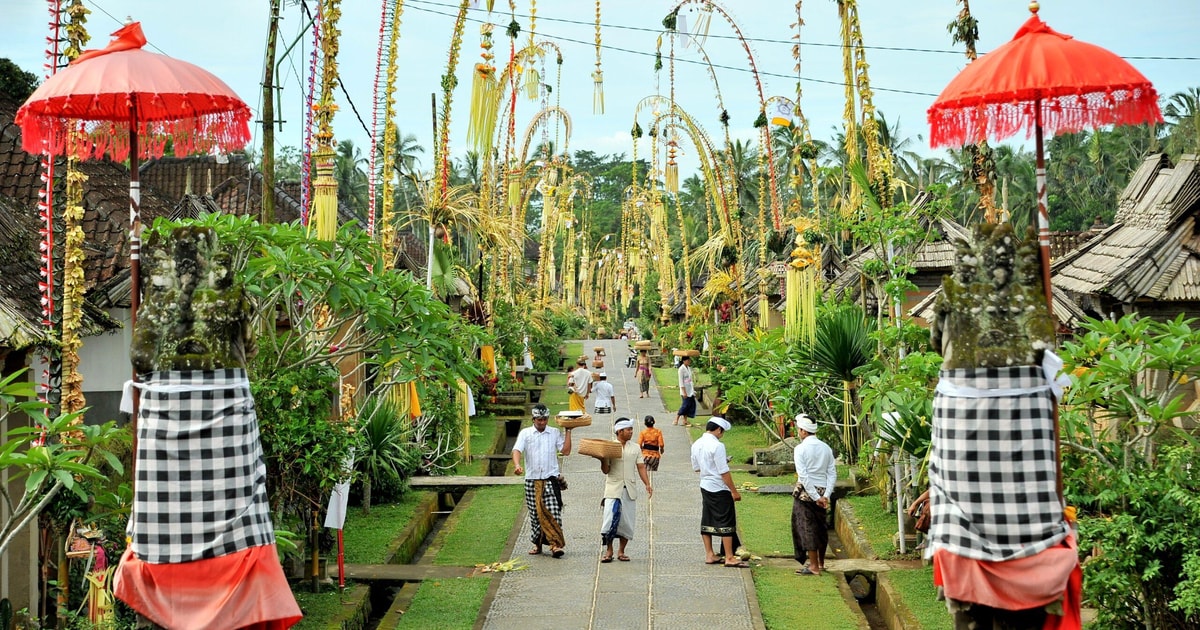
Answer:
xmin=131 ymin=225 xmax=255 ymax=374
xmin=930 ymin=223 xmax=1054 ymax=370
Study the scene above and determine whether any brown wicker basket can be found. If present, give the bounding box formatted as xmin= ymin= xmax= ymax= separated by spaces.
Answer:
xmin=556 ymin=414 xmax=593 ymax=429
xmin=673 ymin=349 xmax=701 ymax=357
xmin=593 ymin=346 xmax=605 ymax=355
xmin=578 ymin=438 xmax=623 ymax=460
xmin=633 ymin=340 xmax=653 ymax=349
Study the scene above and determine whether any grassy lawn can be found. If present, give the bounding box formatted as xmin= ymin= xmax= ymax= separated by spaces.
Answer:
xmin=434 ymin=485 xmax=524 ymax=566
xmin=292 ymin=586 xmax=359 ymax=629
xmin=733 ymin=476 xmax=796 ymax=557
xmin=459 ymin=416 xmax=504 ymax=476
xmin=538 ymin=370 xmax=570 ymax=416
xmin=842 ymin=494 xmax=899 ymax=559
xmin=754 ymin=565 xmax=863 ymax=630
xmin=394 ymin=577 xmax=491 ymax=629
xmin=887 ymin=566 xmax=950 ymax=628
xmin=342 ymin=492 xmax=432 ymax=564
xmin=563 ymin=341 xmax=584 ymax=363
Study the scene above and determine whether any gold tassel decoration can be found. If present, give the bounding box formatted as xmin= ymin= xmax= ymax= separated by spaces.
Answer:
xmin=468 ymin=23 xmax=500 ymax=156
xmin=592 ymin=0 xmax=604 ymax=114
xmin=310 ymin=148 xmax=338 ymax=241
xmin=507 ymin=169 xmax=521 ymax=211
xmin=665 ymin=140 xmax=679 ymax=193
xmin=311 ymin=0 xmax=343 ymax=240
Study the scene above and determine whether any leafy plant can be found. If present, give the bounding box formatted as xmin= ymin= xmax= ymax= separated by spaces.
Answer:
xmin=0 ymin=369 xmax=127 ymax=558
xmin=811 ymin=303 xmax=877 ymax=462
xmin=356 ymin=395 xmax=419 ymax=513
xmin=1059 ymin=314 xmax=1200 ymax=628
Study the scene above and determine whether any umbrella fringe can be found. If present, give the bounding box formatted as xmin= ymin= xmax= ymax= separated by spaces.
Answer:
xmin=929 ymin=87 xmax=1161 ymax=148
xmin=17 ymin=109 xmax=252 ymax=162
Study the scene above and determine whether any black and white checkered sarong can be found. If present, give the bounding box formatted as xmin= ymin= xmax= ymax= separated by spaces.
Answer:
xmin=130 ymin=369 xmax=275 ymax=564
xmin=928 ymin=366 xmax=1069 ymax=562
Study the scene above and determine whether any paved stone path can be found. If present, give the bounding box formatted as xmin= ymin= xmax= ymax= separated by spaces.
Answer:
xmin=482 ymin=339 xmax=763 ymax=630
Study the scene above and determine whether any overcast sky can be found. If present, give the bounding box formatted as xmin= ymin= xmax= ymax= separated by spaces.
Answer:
xmin=2 ymin=0 xmax=1197 ymax=176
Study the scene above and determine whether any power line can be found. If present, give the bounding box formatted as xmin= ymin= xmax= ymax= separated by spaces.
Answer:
xmin=405 ymin=2 xmax=942 ymax=99
xmin=406 ymin=0 xmax=1200 ymax=61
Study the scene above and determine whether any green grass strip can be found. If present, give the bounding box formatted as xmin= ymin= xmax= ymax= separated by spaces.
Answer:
xmin=342 ymin=492 xmax=432 ymax=564
xmin=291 ymin=587 xmax=355 ymax=629
xmin=888 ymin=567 xmax=951 ymax=628
xmin=843 ymin=495 xmax=899 ymax=558
xmin=754 ymin=564 xmax=862 ymax=629
xmin=434 ymin=485 xmax=525 ymax=566
xmin=394 ymin=577 xmax=491 ymax=629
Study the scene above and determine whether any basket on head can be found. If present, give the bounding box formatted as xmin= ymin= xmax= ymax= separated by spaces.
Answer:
xmin=634 ymin=340 xmax=653 ymax=350
xmin=673 ymin=349 xmax=701 ymax=357
xmin=556 ymin=414 xmax=593 ymax=429
xmin=578 ymin=438 xmax=623 ymax=460
xmin=593 ymin=346 xmax=605 ymax=355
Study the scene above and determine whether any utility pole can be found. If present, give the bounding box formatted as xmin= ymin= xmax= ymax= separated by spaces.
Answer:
xmin=260 ymin=0 xmax=282 ymax=224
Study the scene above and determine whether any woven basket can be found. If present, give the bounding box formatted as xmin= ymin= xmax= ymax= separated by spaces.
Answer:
xmin=556 ymin=414 xmax=592 ymax=429
xmin=673 ymin=349 xmax=701 ymax=357
xmin=578 ymin=438 xmax=622 ymax=460
xmin=593 ymin=346 xmax=605 ymax=355
xmin=633 ymin=340 xmax=653 ymax=349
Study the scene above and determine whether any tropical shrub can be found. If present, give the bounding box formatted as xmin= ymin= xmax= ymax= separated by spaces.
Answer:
xmin=356 ymin=395 xmax=419 ymax=512
xmin=1059 ymin=314 xmax=1200 ymax=628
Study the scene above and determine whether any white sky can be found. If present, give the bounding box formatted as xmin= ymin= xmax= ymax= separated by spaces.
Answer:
xmin=2 ymin=0 xmax=1197 ymax=176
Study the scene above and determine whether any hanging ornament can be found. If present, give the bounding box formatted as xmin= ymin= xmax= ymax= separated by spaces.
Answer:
xmin=468 ymin=23 xmax=500 ymax=155
xmin=592 ymin=0 xmax=604 ymax=114
xmin=665 ymin=139 xmax=679 ymax=194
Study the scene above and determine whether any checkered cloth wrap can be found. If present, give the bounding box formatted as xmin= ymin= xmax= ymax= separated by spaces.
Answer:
xmin=130 ymin=369 xmax=275 ymax=564
xmin=928 ymin=366 xmax=1070 ymax=562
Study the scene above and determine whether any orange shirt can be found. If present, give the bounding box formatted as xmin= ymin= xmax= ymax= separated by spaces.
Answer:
xmin=639 ymin=427 xmax=664 ymax=458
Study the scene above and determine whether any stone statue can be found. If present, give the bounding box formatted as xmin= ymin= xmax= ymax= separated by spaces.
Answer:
xmin=131 ymin=225 xmax=255 ymax=373
xmin=930 ymin=222 xmax=1054 ymax=369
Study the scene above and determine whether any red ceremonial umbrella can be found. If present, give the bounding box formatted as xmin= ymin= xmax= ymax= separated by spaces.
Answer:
xmin=14 ymin=21 xmax=251 ymax=327
xmin=927 ymin=1 xmax=1162 ymax=311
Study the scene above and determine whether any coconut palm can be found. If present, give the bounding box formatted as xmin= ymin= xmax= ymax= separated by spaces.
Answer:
xmin=1163 ymin=87 xmax=1200 ymax=159
xmin=335 ymin=139 xmax=370 ymax=214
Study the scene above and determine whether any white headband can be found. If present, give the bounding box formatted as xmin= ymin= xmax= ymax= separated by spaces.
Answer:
xmin=613 ymin=419 xmax=634 ymax=432
xmin=711 ymin=417 xmax=731 ymax=431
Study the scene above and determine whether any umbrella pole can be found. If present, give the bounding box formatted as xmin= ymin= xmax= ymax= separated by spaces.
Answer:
xmin=129 ymin=107 xmax=141 ymax=478
xmin=1034 ymin=100 xmax=1065 ymax=503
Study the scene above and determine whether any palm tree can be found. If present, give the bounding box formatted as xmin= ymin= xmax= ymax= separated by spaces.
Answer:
xmin=809 ymin=304 xmax=876 ymax=463
xmin=335 ymin=139 xmax=369 ymax=214
xmin=1163 ymin=88 xmax=1200 ymax=160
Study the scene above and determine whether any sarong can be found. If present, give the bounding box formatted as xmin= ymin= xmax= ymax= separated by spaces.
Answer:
xmin=525 ymin=478 xmax=565 ymax=548
xmin=791 ymin=498 xmax=828 ymax=559
xmin=643 ymin=456 xmax=660 ymax=472
xmin=569 ymin=392 xmax=586 ymax=412
xmin=600 ymin=488 xmax=637 ymax=544
xmin=700 ymin=488 xmax=739 ymax=543
xmin=677 ymin=395 xmax=697 ymax=418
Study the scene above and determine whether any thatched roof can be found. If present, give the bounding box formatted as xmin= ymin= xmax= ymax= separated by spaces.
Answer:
xmin=1052 ymin=153 xmax=1200 ymax=305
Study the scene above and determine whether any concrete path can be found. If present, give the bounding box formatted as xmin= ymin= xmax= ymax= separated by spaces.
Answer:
xmin=481 ymin=339 xmax=763 ymax=630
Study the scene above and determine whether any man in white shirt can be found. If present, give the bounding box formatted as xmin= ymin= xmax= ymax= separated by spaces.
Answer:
xmin=592 ymin=372 xmax=616 ymax=414
xmin=568 ymin=359 xmax=592 ymax=412
xmin=792 ymin=413 xmax=836 ymax=575
xmin=673 ymin=355 xmax=696 ymax=426
xmin=598 ymin=418 xmax=653 ymax=562
xmin=689 ymin=417 xmax=747 ymax=567
xmin=512 ymin=404 xmax=573 ymax=557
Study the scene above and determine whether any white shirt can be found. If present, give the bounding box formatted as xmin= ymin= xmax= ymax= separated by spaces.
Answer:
xmin=690 ymin=432 xmax=730 ymax=493
xmin=569 ymin=367 xmax=592 ymax=396
xmin=603 ymin=439 xmax=644 ymax=500
xmin=592 ymin=381 xmax=615 ymax=409
xmin=677 ymin=363 xmax=694 ymax=397
xmin=513 ymin=425 xmax=565 ymax=480
xmin=793 ymin=435 xmax=836 ymax=499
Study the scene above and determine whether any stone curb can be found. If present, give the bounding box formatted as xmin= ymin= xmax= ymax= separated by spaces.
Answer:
xmin=834 ymin=499 xmax=923 ymax=630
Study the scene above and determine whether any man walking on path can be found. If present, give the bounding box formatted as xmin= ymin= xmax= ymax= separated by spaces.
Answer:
xmin=592 ymin=372 xmax=615 ymax=415
xmin=599 ymin=417 xmax=653 ymax=563
xmin=791 ymin=413 xmax=836 ymax=576
xmin=512 ymin=403 xmax=573 ymax=558
xmin=674 ymin=354 xmax=696 ymax=426
xmin=690 ymin=417 xmax=748 ymax=568
xmin=568 ymin=359 xmax=592 ymax=412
